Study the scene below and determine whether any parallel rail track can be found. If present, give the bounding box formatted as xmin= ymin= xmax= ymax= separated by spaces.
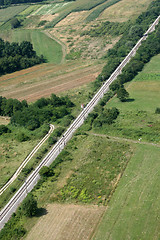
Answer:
xmin=0 ymin=15 xmax=160 ymax=229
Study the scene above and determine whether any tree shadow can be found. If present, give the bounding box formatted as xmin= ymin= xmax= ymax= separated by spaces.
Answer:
xmin=125 ymin=98 xmax=135 ymax=102
xmin=36 ymin=207 xmax=48 ymax=217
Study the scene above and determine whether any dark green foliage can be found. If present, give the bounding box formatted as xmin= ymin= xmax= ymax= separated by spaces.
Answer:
xmin=16 ymin=131 xmax=30 ymax=142
xmin=0 ymin=213 xmax=26 ymax=240
xmin=10 ymin=18 xmax=21 ymax=29
xmin=155 ymin=107 xmax=160 ymax=114
xmin=21 ymin=193 xmax=38 ymax=217
xmin=94 ymin=107 xmax=120 ymax=126
xmin=22 ymin=166 xmax=33 ymax=176
xmin=37 ymin=20 xmax=47 ymax=27
xmin=39 ymin=166 xmax=54 ymax=178
xmin=117 ymin=86 xmax=129 ymax=102
xmin=0 ymin=38 xmax=44 ymax=76
xmin=10 ymin=95 xmax=73 ymax=130
xmin=0 ymin=0 xmax=43 ymax=6
xmin=83 ymin=21 xmax=129 ymax=37
xmin=0 ymin=125 xmax=10 ymax=135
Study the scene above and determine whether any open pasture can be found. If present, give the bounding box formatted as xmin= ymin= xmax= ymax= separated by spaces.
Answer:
xmin=0 ymin=5 xmax=28 ymax=23
xmin=98 ymin=0 xmax=153 ymax=22
xmin=0 ymin=60 xmax=103 ymax=102
xmin=32 ymin=2 xmax=71 ymax=15
xmin=18 ymin=5 xmax=41 ymax=16
xmin=95 ymin=54 xmax=160 ymax=143
xmin=93 ymin=144 xmax=160 ymax=240
xmin=11 ymin=29 xmax=62 ymax=63
xmin=25 ymin=204 xmax=105 ymax=240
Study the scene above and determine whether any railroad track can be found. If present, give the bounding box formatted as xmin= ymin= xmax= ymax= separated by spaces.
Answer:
xmin=0 ymin=15 xmax=160 ymax=230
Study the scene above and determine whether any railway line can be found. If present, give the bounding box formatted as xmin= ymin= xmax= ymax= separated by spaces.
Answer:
xmin=0 ymin=14 xmax=160 ymax=230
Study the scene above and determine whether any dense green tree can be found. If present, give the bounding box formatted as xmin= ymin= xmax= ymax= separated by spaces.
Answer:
xmin=117 ymin=86 xmax=129 ymax=102
xmin=21 ymin=193 xmax=38 ymax=217
xmin=10 ymin=18 xmax=21 ymax=29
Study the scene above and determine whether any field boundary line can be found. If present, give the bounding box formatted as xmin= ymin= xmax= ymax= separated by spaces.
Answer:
xmin=89 ymin=133 xmax=160 ymax=147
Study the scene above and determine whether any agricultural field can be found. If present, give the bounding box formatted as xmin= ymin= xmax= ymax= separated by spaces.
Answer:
xmin=11 ymin=29 xmax=62 ymax=63
xmin=31 ymin=2 xmax=72 ymax=15
xmin=25 ymin=204 xmax=105 ymax=240
xmin=92 ymin=54 xmax=160 ymax=143
xmin=0 ymin=60 xmax=103 ymax=103
xmin=98 ymin=0 xmax=153 ymax=22
xmin=93 ymin=143 xmax=160 ymax=240
xmin=0 ymin=5 xmax=28 ymax=23
xmin=18 ymin=5 xmax=41 ymax=17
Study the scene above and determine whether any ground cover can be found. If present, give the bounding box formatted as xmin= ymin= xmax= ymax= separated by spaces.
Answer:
xmin=93 ymin=143 xmax=160 ymax=240
xmin=25 ymin=204 xmax=105 ymax=240
xmin=0 ymin=5 xmax=28 ymax=23
xmin=32 ymin=134 xmax=132 ymax=206
xmin=0 ymin=60 xmax=103 ymax=103
xmin=18 ymin=5 xmax=41 ymax=17
xmin=31 ymin=2 xmax=72 ymax=15
xmin=92 ymin=54 xmax=160 ymax=143
xmin=0 ymin=128 xmax=39 ymax=188
xmin=98 ymin=0 xmax=153 ymax=22
xmin=11 ymin=29 xmax=62 ymax=63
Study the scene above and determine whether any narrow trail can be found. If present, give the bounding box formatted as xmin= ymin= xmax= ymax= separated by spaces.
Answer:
xmin=0 ymin=124 xmax=54 ymax=196
xmin=89 ymin=132 xmax=160 ymax=148
xmin=43 ymin=30 xmax=67 ymax=64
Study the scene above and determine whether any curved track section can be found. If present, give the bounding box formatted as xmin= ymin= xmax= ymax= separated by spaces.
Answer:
xmin=0 ymin=15 xmax=160 ymax=230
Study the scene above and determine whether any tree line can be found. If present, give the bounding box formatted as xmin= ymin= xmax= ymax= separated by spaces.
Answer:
xmin=0 ymin=38 xmax=45 ymax=76
xmin=0 ymin=94 xmax=74 ymax=131
xmin=0 ymin=0 xmax=43 ymax=6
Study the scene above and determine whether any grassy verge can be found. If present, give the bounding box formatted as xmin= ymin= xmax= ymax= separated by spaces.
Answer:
xmin=93 ymin=143 xmax=160 ymax=240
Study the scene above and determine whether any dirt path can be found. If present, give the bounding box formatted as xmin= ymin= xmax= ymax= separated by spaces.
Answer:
xmin=43 ymin=30 xmax=67 ymax=63
xmin=89 ymin=133 xmax=160 ymax=148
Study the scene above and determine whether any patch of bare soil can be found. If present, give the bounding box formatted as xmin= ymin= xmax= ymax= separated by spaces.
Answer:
xmin=25 ymin=204 xmax=105 ymax=240
xmin=0 ymin=61 xmax=103 ymax=102
xmin=40 ymin=13 xmax=59 ymax=22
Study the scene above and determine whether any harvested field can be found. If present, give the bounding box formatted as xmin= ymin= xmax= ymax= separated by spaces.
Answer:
xmin=98 ymin=0 xmax=153 ymax=22
xmin=25 ymin=204 xmax=105 ymax=240
xmin=0 ymin=61 xmax=103 ymax=102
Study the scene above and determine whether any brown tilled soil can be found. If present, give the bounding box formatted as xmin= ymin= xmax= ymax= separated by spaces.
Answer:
xmin=0 ymin=61 xmax=103 ymax=102
xmin=25 ymin=204 xmax=105 ymax=240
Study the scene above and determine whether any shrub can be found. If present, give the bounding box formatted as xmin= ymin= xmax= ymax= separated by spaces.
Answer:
xmin=155 ymin=107 xmax=160 ymax=114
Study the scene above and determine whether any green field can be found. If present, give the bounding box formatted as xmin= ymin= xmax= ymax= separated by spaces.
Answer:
xmin=12 ymin=30 xmax=62 ymax=63
xmin=18 ymin=5 xmax=41 ymax=16
xmin=92 ymin=54 xmax=160 ymax=143
xmin=93 ymin=144 xmax=160 ymax=240
xmin=0 ymin=5 xmax=28 ymax=23
xmin=32 ymin=2 xmax=72 ymax=15
xmin=92 ymin=53 xmax=160 ymax=240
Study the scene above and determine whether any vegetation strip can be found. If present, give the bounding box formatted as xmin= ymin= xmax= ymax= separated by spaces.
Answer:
xmin=0 ymin=125 xmax=54 ymax=196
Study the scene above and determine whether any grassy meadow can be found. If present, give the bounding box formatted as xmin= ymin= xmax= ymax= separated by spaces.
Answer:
xmin=12 ymin=30 xmax=62 ymax=63
xmin=93 ymin=143 xmax=160 ymax=240
xmin=0 ymin=5 xmax=28 ymax=23
xmin=92 ymin=54 xmax=160 ymax=143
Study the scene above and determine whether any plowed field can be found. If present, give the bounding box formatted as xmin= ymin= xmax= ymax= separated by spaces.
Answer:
xmin=25 ymin=204 xmax=105 ymax=240
xmin=0 ymin=61 xmax=103 ymax=102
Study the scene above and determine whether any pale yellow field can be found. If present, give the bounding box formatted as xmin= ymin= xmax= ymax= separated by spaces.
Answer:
xmin=98 ymin=0 xmax=153 ymax=22
xmin=25 ymin=204 xmax=105 ymax=240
